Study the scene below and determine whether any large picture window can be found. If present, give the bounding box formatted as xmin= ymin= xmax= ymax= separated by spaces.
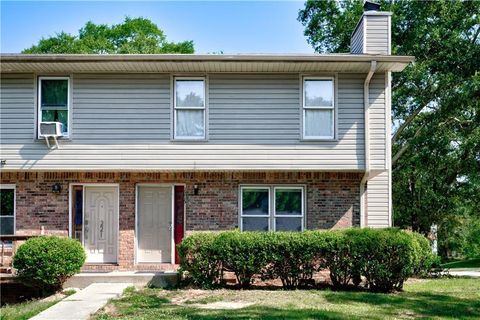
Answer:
xmin=0 ymin=185 xmax=15 ymax=235
xmin=240 ymin=186 xmax=304 ymax=232
xmin=38 ymin=77 xmax=70 ymax=136
xmin=174 ymin=78 xmax=206 ymax=139
xmin=303 ymin=77 xmax=335 ymax=139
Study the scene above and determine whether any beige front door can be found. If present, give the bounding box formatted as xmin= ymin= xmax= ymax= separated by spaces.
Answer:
xmin=137 ymin=186 xmax=172 ymax=263
xmin=83 ymin=186 xmax=118 ymax=263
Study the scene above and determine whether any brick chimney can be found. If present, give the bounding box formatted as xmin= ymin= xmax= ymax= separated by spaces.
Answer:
xmin=351 ymin=1 xmax=392 ymax=55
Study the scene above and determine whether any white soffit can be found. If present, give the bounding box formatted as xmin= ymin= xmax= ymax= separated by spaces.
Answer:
xmin=1 ymin=54 xmax=414 ymax=73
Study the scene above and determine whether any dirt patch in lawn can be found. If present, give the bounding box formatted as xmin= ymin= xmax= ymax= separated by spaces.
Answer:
xmin=101 ymin=302 xmax=120 ymax=317
xmin=169 ymin=289 xmax=254 ymax=310
xmin=169 ymin=289 xmax=214 ymax=304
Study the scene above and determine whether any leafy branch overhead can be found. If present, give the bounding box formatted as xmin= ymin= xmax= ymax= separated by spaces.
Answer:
xmin=23 ymin=17 xmax=194 ymax=54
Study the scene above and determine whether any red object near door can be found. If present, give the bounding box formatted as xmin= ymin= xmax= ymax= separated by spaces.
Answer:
xmin=174 ymin=186 xmax=185 ymax=264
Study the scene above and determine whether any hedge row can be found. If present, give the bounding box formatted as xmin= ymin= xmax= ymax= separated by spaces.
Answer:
xmin=178 ymin=228 xmax=437 ymax=292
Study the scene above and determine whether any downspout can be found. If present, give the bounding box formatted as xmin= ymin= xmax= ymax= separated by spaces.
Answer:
xmin=360 ymin=60 xmax=377 ymax=228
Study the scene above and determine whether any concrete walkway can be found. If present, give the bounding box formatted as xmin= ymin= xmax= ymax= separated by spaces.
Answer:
xmin=448 ymin=270 xmax=480 ymax=277
xmin=31 ymin=283 xmax=131 ymax=320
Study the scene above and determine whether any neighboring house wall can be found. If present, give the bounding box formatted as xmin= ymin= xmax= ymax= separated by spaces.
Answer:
xmin=0 ymin=171 xmax=362 ymax=269
xmin=0 ymin=72 xmax=391 ymax=172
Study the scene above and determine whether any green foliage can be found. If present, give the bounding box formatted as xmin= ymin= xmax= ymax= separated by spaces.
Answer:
xmin=178 ymin=229 xmax=429 ymax=292
xmin=262 ymin=231 xmax=325 ymax=288
xmin=12 ymin=236 xmax=86 ymax=293
xmin=215 ymin=231 xmax=270 ymax=288
xmin=409 ymin=231 xmax=441 ymax=276
xmin=462 ymin=218 xmax=480 ymax=259
xmin=347 ymin=228 xmax=418 ymax=292
xmin=299 ymin=0 xmax=480 ymax=260
xmin=23 ymin=17 xmax=194 ymax=54
xmin=322 ymin=230 xmax=362 ymax=289
xmin=177 ymin=232 xmax=222 ymax=288
xmin=0 ymin=297 xmax=61 ymax=320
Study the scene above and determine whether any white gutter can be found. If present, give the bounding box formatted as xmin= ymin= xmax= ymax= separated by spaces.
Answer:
xmin=360 ymin=60 xmax=377 ymax=228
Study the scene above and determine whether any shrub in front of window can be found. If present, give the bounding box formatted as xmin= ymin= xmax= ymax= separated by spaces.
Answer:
xmin=262 ymin=231 xmax=326 ymax=288
xmin=178 ymin=232 xmax=222 ymax=289
xmin=215 ymin=231 xmax=270 ymax=288
xmin=178 ymin=228 xmax=424 ymax=292
xmin=322 ymin=230 xmax=362 ymax=289
xmin=13 ymin=236 xmax=86 ymax=294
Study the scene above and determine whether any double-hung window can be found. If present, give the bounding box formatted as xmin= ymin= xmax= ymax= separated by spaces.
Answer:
xmin=38 ymin=77 xmax=70 ymax=136
xmin=240 ymin=186 xmax=305 ymax=232
xmin=302 ymin=77 xmax=335 ymax=139
xmin=0 ymin=185 xmax=15 ymax=235
xmin=174 ymin=78 xmax=206 ymax=139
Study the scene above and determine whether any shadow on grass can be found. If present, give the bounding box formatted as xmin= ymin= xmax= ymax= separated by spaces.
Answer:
xmin=323 ymin=290 xmax=480 ymax=319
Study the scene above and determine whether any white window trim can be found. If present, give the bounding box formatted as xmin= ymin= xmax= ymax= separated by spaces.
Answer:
xmin=302 ymin=76 xmax=335 ymax=140
xmin=239 ymin=185 xmax=305 ymax=232
xmin=37 ymin=76 xmax=71 ymax=138
xmin=173 ymin=77 xmax=206 ymax=140
xmin=0 ymin=184 xmax=16 ymax=236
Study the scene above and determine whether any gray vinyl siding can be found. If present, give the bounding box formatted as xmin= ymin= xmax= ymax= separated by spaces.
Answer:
xmin=0 ymin=72 xmax=380 ymax=171
xmin=351 ymin=19 xmax=364 ymax=54
xmin=367 ymin=171 xmax=390 ymax=227
xmin=73 ymin=74 xmax=171 ymax=142
xmin=369 ymin=73 xmax=386 ymax=169
xmin=365 ymin=15 xmax=389 ymax=54
xmin=209 ymin=74 xmax=300 ymax=143
xmin=0 ymin=74 xmax=35 ymax=144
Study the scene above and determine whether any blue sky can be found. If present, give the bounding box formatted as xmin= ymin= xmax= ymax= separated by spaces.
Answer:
xmin=1 ymin=1 xmax=314 ymax=54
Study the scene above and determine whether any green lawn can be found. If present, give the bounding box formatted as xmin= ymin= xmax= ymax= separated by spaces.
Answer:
xmin=0 ymin=298 xmax=61 ymax=320
xmin=442 ymin=258 xmax=480 ymax=270
xmin=0 ymin=290 xmax=75 ymax=320
xmin=93 ymin=278 xmax=480 ymax=320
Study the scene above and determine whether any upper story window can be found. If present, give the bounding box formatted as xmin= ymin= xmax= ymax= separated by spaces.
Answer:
xmin=174 ymin=78 xmax=206 ymax=140
xmin=240 ymin=186 xmax=305 ymax=232
xmin=302 ymin=77 xmax=335 ymax=140
xmin=38 ymin=77 xmax=70 ymax=137
xmin=0 ymin=185 xmax=15 ymax=235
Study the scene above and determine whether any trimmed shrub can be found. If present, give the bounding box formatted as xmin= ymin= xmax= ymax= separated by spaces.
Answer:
xmin=13 ymin=236 xmax=86 ymax=293
xmin=347 ymin=228 xmax=417 ymax=292
xmin=178 ymin=232 xmax=222 ymax=288
xmin=215 ymin=231 xmax=269 ymax=288
xmin=409 ymin=231 xmax=441 ymax=277
xmin=322 ymin=230 xmax=362 ymax=289
xmin=178 ymin=228 xmax=422 ymax=292
xmin=262 ymin=231 xmax=325 ymax=288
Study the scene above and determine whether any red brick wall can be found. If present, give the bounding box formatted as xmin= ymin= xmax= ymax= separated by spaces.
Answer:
xmin=1 ymin=171 xmax=361 ymax=270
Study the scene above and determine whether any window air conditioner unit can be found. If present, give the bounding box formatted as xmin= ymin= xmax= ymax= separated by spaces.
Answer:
xmin=40 ymin=121 xmax=63 ymax=149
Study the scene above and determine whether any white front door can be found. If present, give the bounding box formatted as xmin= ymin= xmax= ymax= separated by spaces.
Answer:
xmin=84 ymin=186 xmax=118 ymax=263
xmin=137 ymin=186 xmax=172 ymax=263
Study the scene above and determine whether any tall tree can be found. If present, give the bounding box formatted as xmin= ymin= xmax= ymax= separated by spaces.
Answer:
xmin=23 ymin=17 xmax=194 ymax=54
xmin=299 ymin=0 xmax=480 ymax=257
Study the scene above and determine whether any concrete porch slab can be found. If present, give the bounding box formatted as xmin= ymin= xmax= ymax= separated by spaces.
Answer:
xmin=64 ymin=271 xmax=179 ymax=289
